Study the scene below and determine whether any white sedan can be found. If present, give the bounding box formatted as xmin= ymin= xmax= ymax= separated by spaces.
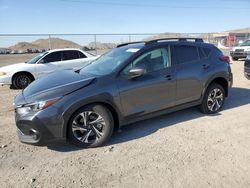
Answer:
xmin=0 ymin=48 xmax=98 ymax=89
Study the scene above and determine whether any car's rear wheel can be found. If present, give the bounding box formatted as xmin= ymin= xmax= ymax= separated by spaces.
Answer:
xmin=232 ymin=57 xmax=238 ymax=61
xmin=244 ymin=74 xmax=250 ymax=80
xmin=200 ymin=83 xmax=225 ymax=114
xmin=13 ymin=73 xmax=33 ymax=89
xmin=68 ymin=104 xmax=114 ymax=148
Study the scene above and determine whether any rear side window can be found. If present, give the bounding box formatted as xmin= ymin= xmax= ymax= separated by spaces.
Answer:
xmin=175 ymin=45 xmax=199 ymax=64
xmin=62 ymin=50 xmax=80 ymax=61
xmin=198 ymin=48 xmax=206 ymax=59
xmin=43 ymin=52 xmax=61 ymax=63
xmin=79 ymin=52 xmax=87 ymax=58
xmin=203 ymin=48 xmax=212 ymax=57
xmin=198 ymin=47 xmax=211 ymax=59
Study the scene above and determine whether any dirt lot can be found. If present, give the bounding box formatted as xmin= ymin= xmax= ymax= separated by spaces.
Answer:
xmin=0 ymin=56 xmax=250 ymax=188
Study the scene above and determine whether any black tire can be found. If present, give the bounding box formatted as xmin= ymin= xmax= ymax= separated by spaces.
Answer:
xmin=244 ymin=74 xmax=250 ymax=80
xmin=12 ymin=73 xmax=33 ymax=89
xmin=232 ymin=57 xmax=238 ymax=61
xmin=200 ymin=83 xmax=225 ymax=114
xmin=68 ymin=104 xmax=114 ymax=148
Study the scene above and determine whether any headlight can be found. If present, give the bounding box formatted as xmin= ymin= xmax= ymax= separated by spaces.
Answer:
xmin=0 ymin=72 xmax=6 ymax=76
xmin=16 ymin=98 xmax=60 ymax=114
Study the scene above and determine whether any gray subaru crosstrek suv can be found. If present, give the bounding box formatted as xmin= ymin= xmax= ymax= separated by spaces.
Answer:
xmin=14 ymin=38 xmax=233 ymax=148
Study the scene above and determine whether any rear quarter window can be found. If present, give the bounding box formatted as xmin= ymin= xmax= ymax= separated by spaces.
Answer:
xmin=212 ymin=47 xmax=223 ymax=57
xmin=203 ymin=47 xmax=212 ymax=57
xmin=79 ymin=51 xmax=87 ymax=58
xmin=199 ymin=47 xmax=212 ymax=59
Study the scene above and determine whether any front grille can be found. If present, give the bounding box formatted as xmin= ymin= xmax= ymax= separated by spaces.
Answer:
xmin=235 ymin=49 xmax=244 ymax=52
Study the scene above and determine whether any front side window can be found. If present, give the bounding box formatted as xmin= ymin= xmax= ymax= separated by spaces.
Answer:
xmin=240 ymin=40 xmax=250 ymax=46
xmin=42 ymin=52 xmax=61 ymax=63
xmin=123 ymin=47 xmax=171 ymax=74
xmin=62 ymin=50 xmax=80 ymax=61
xmin=175 ymin=45 xmax=199 ymax=64
xmin=26 ymin=52 xmax=48 ymax=64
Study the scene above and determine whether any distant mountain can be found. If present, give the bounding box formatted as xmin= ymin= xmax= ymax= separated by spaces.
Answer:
xmin=9 ymin=38 xmax=82 ymax=50
xmin=9 ymin=42 xmax=40 ymax=50
xmin=144 ymin=32 xmax=187 ymax=41
xmin=8 ymin=38 xmax=117 ymax=51
xmin=32 ymin=38 xmax=81 ymax=49
xmin=226 ymin=27 xmax=250 ymax=33
xmin=86 ymin=42 xmax=117 ymax=50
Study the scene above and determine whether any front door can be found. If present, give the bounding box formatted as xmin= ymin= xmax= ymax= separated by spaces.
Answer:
xmin=35 ymin=51 xmax=62 ymax=78
xmin=117 ymin=47 xmax=176 ymax=117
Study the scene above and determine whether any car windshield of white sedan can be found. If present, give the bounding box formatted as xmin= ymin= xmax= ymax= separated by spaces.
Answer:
xmin=80 ymin=46 xmax=142 ymax=76
xmin=240 ymin=40 xmax=250 ymax=46
xmin=26 ymin=52 xmax=48 ymax=64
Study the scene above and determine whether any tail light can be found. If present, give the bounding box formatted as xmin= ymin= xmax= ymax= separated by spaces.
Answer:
xmin=220 ymin=55 xmax=231 ymax=64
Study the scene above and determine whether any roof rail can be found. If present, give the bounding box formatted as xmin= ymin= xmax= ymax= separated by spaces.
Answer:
xmin=116 ymin=37 xmax=204 ymax=48
xmin=146 ymin=38 xmax=204 ymax=45
xmin=116 ymin=41 xmax=145 ymax=48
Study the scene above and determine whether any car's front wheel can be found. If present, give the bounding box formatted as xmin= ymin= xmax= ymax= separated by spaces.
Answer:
xmin=13 ymin=73 xmax=33 ymax=89
xmin=232 ymin=57 xmax=238 ymax=61
xmin=68 ymin=104 xmax=114 ymax=148
xmin=200 ymin=83 xmax=225 ymax=114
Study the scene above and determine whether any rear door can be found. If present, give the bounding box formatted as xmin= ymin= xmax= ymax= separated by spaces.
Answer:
xmin=117 ymin=46 xmax=177 ymax=117
xmin=61 ymin=50 xmax=89 ymax=70
xmin=173 ymin=44 xmax=209 ymax=105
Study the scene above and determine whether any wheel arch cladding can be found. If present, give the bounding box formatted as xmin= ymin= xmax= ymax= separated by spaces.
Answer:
xmin=207 ymin=77 xmax=228 ymax=97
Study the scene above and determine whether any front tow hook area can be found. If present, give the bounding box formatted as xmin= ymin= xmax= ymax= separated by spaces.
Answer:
xmin=17 ymin=128 xmax=41 ymax=144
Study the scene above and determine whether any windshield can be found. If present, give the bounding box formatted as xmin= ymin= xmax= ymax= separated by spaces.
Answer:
xmin=26 ymin=52 xmax=48 ymax=64
xmin=240 ymin=40 xmax=250 ymax=46
xmin=79 ymin=45 xmax=142 ymax=76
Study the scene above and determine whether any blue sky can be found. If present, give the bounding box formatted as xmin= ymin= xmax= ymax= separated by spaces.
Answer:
xmin=0 ymin=0 xmax=249 ymax=47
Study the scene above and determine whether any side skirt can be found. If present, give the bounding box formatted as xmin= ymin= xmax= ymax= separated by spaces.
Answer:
xmin=120 ymin=99 xmax=202 ymax=127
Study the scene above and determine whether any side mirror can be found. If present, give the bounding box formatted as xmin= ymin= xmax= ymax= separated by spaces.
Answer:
xmin=128 ymin=68 xmax=145 ymax=79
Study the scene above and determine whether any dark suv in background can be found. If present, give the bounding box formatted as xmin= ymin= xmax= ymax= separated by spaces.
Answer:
xmin=14 ymin=38 xmax=233 ymax=148
xmin=244 ymin=53 xmax=250 ymax=79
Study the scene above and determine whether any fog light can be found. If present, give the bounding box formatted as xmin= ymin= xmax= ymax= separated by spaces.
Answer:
xmin=29 ymin=129 xmax=39 ymax=140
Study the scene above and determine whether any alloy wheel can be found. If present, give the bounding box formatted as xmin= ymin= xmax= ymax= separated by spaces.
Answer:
xmin=207 ymin=88 xmax=224 ymax=112
xmin=72 ymin=111 xmax=105 ymax=144
xmin=15 ymin=75 xmax=31 ymax=89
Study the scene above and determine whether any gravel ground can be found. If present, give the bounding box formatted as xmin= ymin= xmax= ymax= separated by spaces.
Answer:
xmin=0 ymin=58 xmax=250 ymax=188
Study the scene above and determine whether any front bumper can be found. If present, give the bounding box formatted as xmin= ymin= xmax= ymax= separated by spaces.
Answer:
xmin=0 ymin=75 xmax=12 ymax=85
xmin=229 ymin=72 xmax=233 ymax=88
xmin=244 ymin=61 xmax=250 ymax=79
xmin=15 ymin=105 xmax=66 ymax=146
xmin=230 ymin=51 xmax=248 ymax=58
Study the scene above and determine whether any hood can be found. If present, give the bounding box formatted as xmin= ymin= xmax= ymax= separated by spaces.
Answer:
xmin=0 ymin=62 xmax=26 ymax=71
xmin=233 ymin=46 xmax=249 ymax=51
xmin=22 ymin=70 xmax=95 ymax=103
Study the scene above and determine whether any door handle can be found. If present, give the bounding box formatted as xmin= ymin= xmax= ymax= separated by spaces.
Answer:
xmin=165 ymin=74 xmax=173 ymax=80
xmin=203 ymin=64 xmax=210 ymax=69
